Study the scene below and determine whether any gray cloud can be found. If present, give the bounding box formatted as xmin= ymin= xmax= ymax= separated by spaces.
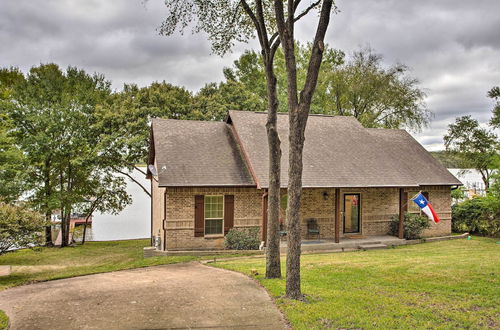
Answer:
xmin=1 ymin=0 xmax=498 ymax=150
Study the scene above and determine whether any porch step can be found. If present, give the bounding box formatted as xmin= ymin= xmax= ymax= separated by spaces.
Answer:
xmin=358 ymin=243 xmax=388 ymax=250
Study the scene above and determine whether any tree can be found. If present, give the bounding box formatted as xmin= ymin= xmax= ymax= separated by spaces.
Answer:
xmin=78 ymin=174 xmax=132 ymax=245
xmin=0 ymin=68 xmax=26 ymax=203
xmin=444 ymin=116 xmax=499 ymax=190
xmin=0 ymin=202 xmax=48 ymax=254
xmin=192 ymin=80 xmax=266 ymax=120
xmin=489 ymin=86 xmax=500 ymax=128
xmin=5 ymin=64 xmax=131 ymax=247
xmin=322 ymin=48 xmax=430 ymax=130
xmin=273 ymin=0 xmax=336 ymax=299
xmin=159 ymin=0 xmax=312 ymax=280
xmin=224 ymin=45 xmax=430 ymax=130
xmin=95 ymin=82 xmax=194 ymax=196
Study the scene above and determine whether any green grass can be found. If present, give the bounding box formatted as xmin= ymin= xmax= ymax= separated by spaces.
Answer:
xmin=0 ymin=239 xmax=233 ymax=291
xmin=0 ymin=310 xmax=7 ymax=330
xmin=212 ymin=237 xmax=500 ymax=329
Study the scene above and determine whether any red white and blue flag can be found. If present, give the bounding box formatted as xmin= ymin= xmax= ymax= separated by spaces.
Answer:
xmin=411 ymin=193 xmax=440 ymax=223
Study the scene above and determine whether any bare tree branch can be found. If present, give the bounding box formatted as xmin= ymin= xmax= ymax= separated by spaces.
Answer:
xmin=113 ymin=168 xmax=151 ymax=197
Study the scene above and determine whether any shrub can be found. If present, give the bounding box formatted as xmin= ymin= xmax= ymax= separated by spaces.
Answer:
xmin=0 ymin=202 xmax=48 ymax=254
xmin=390 ymin=213 xmax=431 ymax=240
xmin=452 ymin=197 xmax=499 ymax=237
xmin=224 ymin=227 xmax=260 ymax=250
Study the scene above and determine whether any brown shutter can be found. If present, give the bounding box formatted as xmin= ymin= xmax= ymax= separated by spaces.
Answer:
xmin=194 ymin=195 xmax=204 ymax=237
xmin=423 ymin=191 xmax=429 ymax=202
xmin=224 ymin=195 xmax=235 ymax=235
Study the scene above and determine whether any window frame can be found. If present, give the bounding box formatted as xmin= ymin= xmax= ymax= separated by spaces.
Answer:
xmin=204 ymin=195 xmax=224 ymax=236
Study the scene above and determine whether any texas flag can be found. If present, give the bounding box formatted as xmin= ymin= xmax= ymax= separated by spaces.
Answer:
xmin=411 ymin=193 xmax=440 ymax=223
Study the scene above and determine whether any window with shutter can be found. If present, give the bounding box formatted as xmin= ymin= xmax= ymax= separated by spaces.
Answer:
xmin=194 ymin=195 xmax=204 ymax=237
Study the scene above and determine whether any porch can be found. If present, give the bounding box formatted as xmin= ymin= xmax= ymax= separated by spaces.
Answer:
xmin=280 ymin=235 xmax=406 ymax=253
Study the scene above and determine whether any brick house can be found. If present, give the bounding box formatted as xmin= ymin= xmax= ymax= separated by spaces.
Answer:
xmin=147 ymin=111 xmax=462 ymax=251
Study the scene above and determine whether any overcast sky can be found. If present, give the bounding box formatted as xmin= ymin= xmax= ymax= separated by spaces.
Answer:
xmin=1 ymin=0 xmax=498 ymax=150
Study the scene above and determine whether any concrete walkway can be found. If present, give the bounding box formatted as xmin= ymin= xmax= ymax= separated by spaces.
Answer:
xmin=0 ymin=262 xmax=286 ymax=330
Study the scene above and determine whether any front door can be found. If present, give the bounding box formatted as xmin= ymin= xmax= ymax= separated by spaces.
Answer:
xmin=343 ymin=194 xmax=360 ymax=233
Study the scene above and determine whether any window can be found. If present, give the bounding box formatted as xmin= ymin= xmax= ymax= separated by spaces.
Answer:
xmin=204 ymin=195 xmax=224 ymax=235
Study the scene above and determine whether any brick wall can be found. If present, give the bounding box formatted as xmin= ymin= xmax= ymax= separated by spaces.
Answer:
xmin=406 ymin=186 xmax=452 ymax=237
xmin=151 ymin=171 xmax=165 ymax=245
xmin=162 ymin=187 xmax=262 ymax=250
xmin=152 ymin=185 xmax=452 ymax=250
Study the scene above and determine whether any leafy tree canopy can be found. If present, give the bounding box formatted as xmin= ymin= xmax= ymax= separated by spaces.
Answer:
xmin=223 ymin=45 xmax=430 ymax=130
xmin=444 ymin=115 xmax=499 ymax=189
xmin=488 ymin=86 xmax=500 ymax=128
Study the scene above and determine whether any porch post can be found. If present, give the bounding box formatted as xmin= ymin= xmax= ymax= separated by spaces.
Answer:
xmin=262 ymin=191 xmax=268 ymax=245
xmin=335 ymin=188 xmax=340 ymax=243
xmin=398 ymin=188 xmax=404 ymax=239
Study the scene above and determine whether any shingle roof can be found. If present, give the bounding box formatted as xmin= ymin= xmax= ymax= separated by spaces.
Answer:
xmin=228 ymin=110 xmax=462 ymax=188
xmin=150 ymin=118 xmax=254 ymax=187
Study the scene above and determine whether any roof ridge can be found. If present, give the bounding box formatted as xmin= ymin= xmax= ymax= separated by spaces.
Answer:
xmin=152 ymin=117 xmax=226 ymax=124
xmin=229 ymin=109 xmax=360 ymax=119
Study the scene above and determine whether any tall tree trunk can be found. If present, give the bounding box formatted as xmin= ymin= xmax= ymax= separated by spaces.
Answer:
xmin=265 ymin=63 xmax=282 ymax=279
xmin=81 ymin=213 xmax=91 ymax=245
xmin=285 ymin=109 xmax=307 ymax=299
xmin=82 ymin=197 xmax=101 ymax=245
xmin=274 ymin=0 xmax=334 ymax=299
xmin=60 ymin=169 xmax=67 ymax=247
xmin=43 ymin=159 xmax=53 ymax=246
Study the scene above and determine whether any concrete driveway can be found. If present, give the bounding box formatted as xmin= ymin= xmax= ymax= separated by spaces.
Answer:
xmin=0 ymin=262 xmax=287 ymax=330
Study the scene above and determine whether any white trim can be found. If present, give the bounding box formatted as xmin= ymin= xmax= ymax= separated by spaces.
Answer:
xmin=204 ymin=195 xmax=224 ymax=235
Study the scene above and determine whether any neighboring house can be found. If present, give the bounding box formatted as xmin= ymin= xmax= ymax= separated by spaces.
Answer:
xmin=147 ymin=111 xmax=462 ymax=251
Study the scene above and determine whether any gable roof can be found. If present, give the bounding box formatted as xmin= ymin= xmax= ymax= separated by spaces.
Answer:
xmin=148 ymin=111 xmax=461 ymax=188
xmin=149 ymin=118 xmax=254 ymax=187
xmin=227 ymin=110 xmax=462 ymax=188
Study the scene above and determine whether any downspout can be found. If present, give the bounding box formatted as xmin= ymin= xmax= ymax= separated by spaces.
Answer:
xmin=451 ymin=185 xmax=460 ymax=190
xmin=163 ymin=190 xmax=167 ymax=251
xmin=150 ymin=179 xmax=153 ymax=246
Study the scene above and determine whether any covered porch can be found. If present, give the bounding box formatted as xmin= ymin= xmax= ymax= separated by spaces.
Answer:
xmin=262 ymin=187 xmax=408 ymax=244
xmin=280 ymin=235 xmax=406 ymax=253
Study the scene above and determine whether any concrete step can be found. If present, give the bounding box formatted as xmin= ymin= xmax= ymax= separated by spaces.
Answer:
xmin=358 ymin=243 xmax=388 ymax=250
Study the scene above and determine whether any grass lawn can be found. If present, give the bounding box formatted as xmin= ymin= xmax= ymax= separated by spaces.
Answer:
xmin=0 ymin=239 xmax=230 ymax=291
xmin=0 ymin=310 xmax=7 ymax=330
xmin=212 ymin=237 xmax=500 ymax=329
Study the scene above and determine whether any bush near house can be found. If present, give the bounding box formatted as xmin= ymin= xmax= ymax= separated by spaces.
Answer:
xmin=389 ymin=213 xmax=430 ymax=239
xmin=452 ymin=197 xmax=500 ymax=237
xmin=224 ymin=227 xmax=260 ymax=250
xmin=0 ymin=202 xmax=48 ymax=255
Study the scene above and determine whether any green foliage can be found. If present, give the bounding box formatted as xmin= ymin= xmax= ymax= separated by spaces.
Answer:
xmin=453 ymin=172 xmax=500 ymax=237
xmin=213 ymin=238 xmax=499 ymax=329
xmin=192 ymin=80 xmax=266 ymax=120
xmin=452 ymin=197 xmax=499 ymax=237
xmin=2 ymin=64 xmax=131 ymax=246
xmin=0 ymin=310 xmax=8 ymax=330
xmin=0 ymin=203 xmax=48 ymax=254
xmin=444 ymin=115 xmax=498 ymax=189
xmin=390 ymin=213 xmax=431 ymax=239
xmin=159 ymin=0 xmax=257 ymax=56
xmin=430 ymin=151 xmax=464 ymax=168
xmin=224 ymin=45 xmax=430 ymax=130
xmin=488 ymin=86 xmax=500 ymax=128
xmin=224 ymin=227 xmax=261 ymax=250
xmin=96 ymin=82 xmax=194 ymax=168
xmin=451 ymin=187 xmax=467 ymax=204
xmin=0 ymin=239 xmax=252 ymax=291
xmin=0 ymin=113 xmax=25 ymax=202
